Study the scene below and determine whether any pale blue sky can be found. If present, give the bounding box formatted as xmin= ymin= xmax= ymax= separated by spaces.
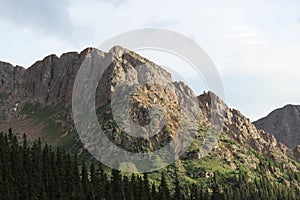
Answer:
xmin=0 ymin=0 xmax=299 ymax=120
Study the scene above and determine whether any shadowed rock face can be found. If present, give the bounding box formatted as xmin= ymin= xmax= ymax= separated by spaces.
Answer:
xmin=0 ymin=49 xmax=93 ymax=140
xmin=0 ymin=50 xmax=87 ymax=110
xmin=254 ymin=105 xmax=300 ymax=149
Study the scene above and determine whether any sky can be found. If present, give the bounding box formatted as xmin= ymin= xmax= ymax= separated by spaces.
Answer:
xmin=0 ymin=0 xmax=299 ymax=121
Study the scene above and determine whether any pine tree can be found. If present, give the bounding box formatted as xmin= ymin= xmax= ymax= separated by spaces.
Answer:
xmin=123 ymin=175 xmax=134 ymax=200
xmin=73 ymin=154 xmax=84 ymax=200
xmin=90 ymin=163 xmax=101 ymax=200
xmin=173 ymin=171 xmax=182 ymax=200
xmin=131 ymin=173 xmax=141 ymax=200
xmin=143 ymin=173 xmax=151 ymax=200
xmin=151 ymin=184 xmax=157 ymax=200
xmin=111 ymin=168 xmax=124 ymax=200
xmin=98 ymin=163 xmax=108 ymax=200
xmin=158 ymin=172 xmax=170 ymax=200
xmin=0 ymin=133 xmax=14 ymax=200
xmin=81 ymin=161 xmax=92 ymax=200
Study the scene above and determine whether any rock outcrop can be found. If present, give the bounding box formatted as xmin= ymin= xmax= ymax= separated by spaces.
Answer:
xmin=197 ymin=92 xmax=295 ymax=168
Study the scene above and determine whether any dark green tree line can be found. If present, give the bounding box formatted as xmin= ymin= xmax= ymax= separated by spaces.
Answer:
xmin=0 ymin=129 xmax=299 ymax=200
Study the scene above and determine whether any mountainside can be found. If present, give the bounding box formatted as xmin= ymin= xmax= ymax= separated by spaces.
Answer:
xmin=254 ymin=105 xmax=300 ymax=150
xmin=0 ymin=48 xmax=89 ymax=149
xmin=1 ymin=46 xmax=300 ymax=194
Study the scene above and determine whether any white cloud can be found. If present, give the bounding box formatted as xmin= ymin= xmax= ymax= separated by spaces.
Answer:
xmin=0 ymin=0 xmax=73 ymax=37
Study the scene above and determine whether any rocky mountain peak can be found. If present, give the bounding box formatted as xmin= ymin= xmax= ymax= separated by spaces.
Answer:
xmin=195 ymin=91 xmax=295 ymax=165
xmin=0 ymin=46 xmax=299 ymax=173
xmin=1 ymin=46 xmax=300 ymax=195
xmin=254 ymin=104 xmax=300 ymax=149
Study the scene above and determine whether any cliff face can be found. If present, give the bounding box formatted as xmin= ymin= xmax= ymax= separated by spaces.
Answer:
xmin=254 ymin=105 xmax=300 ymax=149
xmin=0 ymin=49 xmax=93 ymax=141
xmin=0 ymin=49 xmax=91 ymax=107
xmin=198 ymin=92 xmax=296 ymax=168
xmin=0 ymin=46 xmax=299 ymax=173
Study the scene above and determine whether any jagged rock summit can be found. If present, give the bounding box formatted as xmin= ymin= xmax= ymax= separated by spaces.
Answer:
xmin=0 ymin=46 xmax=299 ymax=174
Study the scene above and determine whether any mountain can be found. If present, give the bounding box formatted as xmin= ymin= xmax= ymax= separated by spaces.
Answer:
xmin=1 ymin=46 xmax=300 ymax=196
xmin=254 ymin=105 xmax=300 ymax=150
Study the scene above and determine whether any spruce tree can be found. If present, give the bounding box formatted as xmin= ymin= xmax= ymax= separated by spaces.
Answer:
xmin=111 ymin=168 xmax=124 ymax=200
xmin=174 ymin=171 xmax=182 ymax=200
xmin=81 ymin=161 xmax=91 ymax=200
xmin=158 ymin=172 xmax=170 ymax=200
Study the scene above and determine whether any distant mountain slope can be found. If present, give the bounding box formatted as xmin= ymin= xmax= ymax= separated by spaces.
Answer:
xmin=254 ymin=105 xmax=300 ymax=149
